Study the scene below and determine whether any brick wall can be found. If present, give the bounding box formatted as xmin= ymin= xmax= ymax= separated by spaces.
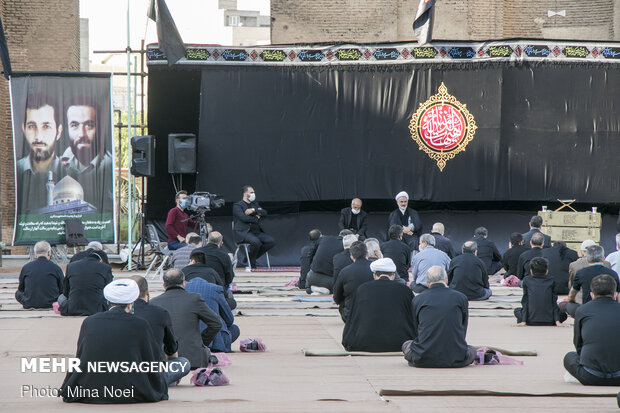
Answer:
xmin=272 ymin=0 xmax=620 ymax=43
xmin=0 ymin=0 xmax=79 ymax=247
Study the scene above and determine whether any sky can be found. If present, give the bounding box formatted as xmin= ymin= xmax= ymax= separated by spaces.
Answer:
xmin=80 ymin=0 xmax=270 ymax=55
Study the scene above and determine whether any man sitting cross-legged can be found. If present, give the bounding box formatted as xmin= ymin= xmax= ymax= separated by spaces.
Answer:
xmin=332 ymin=241 xmax=374 ymax=322
xmin=448 ymin=241 xmax=492 ymax=301
xmin=130 ymin=276 xmax=191 ymax=385
xmin=514 ymin=257 xmax=567 ymax=326
xmin=341 ymin=258 xmax=414 ymax=352
xmin=563 ymin=275 xmax=620 ymax=386
xmin=15 ymin=241 xmax=64 ymax=309
xmin=403 ymin=266 xmax=477 ymax=368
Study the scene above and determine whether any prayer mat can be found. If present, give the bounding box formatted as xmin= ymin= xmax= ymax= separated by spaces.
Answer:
xmin=302 ymin=347 xmax=536 ymax=357
xmin=292 ymin=296 xmax=333 ymax=302
xmin=379 ymin=389 xmax=617 ymax=397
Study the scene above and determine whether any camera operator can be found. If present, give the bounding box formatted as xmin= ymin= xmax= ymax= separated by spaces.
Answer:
xmin=232 ymin=185 xmax=275 ymax=268
xmin=165 ymin=190 xmax=198 ymax=251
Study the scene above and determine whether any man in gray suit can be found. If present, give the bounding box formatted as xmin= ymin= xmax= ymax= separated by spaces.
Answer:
xmin=150 ymin=269 xmax=222 ymax=369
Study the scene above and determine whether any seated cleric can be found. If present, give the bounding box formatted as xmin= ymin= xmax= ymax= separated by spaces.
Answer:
xmin=388 ymin=191 xmax=422 ymax=251
xmin=232 ymin=185 xmax=275 ymax=268
xmin=60 ymin=279 xmax=169 ymax=404
xmin=165 ymin=190 xmax=198 ymax=251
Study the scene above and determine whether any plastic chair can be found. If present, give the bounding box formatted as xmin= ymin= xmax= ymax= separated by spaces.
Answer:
xmin=231 ymin=221 xmax=270 ymax=271
xmin=145 ymin=224 xmax=173 ymax=279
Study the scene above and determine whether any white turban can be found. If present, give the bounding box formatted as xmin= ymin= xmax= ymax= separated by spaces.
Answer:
xmin=104 ymin=279 xmax=139 ymax=304
xmin=395 ymin=191 xmax=409 ymax=201
xmin=370 ymin=258 xmax=397 ymax=273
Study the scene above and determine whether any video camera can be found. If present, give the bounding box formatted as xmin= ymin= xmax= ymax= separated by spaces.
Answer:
xmin=186 ymin=192 xmax=225 ymax=212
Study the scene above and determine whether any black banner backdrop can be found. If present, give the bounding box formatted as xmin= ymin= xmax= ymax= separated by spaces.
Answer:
xmin=10 ymin=73 xmax=115 ymax=245
xmin=147 ymin=41 xmax=620 ymax=264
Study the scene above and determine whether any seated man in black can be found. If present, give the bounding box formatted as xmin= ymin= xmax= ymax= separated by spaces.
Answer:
xmin=232 ymin=185 xmax=275 ymax=268
xmin=182 ymin=250 xmax=220 ymax=285
xmin=470 ymin=227 xmax=502 ymax=275
xmin=430 ymin=222 xmax=456 ymax=258
xmin=342 ymin=258 xmax=414 ymax=352
xmin=195 ymin=231 xmax=236 ymax=308
xmin=387 ymin=191 xmax=423 ymax=251
xmin=448 ymin=241 xmax=492 ymax=301
xmin=403 ymin=266 xmax=477 ymax=368
xmin=131 ymin=276 xmax=191 ymax=385
xmin=541 ymin=241 xmax=579 ymax=295
xmin=59 ymin=250 xmax=113 ymax=316
xmin=522 ymin=215 xmax=552 ymax=248
xmin=60 ymin=279 xmax=168 ymax=403
xmin=332 ymin=241 xmax=373 ymax=322
xmin=516 ymin=232 xmax=545 ymax=279
xmin=306 ymin=229 xmax=353 ymax=294
xmin=332 ymin=234 xmax=357 ymax=279
xmin=70 ymin=241 xmax=109 ymax=264
xmin=299 ymin=229 xmax=321 ymax=289
xmin=381 ymin=225 xmax=411 ymax=282
xmin=564 ymin=274 xmax=620 ymax=386
xmin=502 ymin=232 xmax=528 ymax=278
xmin=338 ymin=198 xmax=368 ymax=239
xmin=514 ymin=257 xmax=567 ymax=326
xmin=16 ymin=241 xmax=64 ymax=309
xmin=560 ymin=245 xmax=620 ymax=318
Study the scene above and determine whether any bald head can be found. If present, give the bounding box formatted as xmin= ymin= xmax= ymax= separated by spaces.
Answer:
xmin=431 ymin=222 xmax=444 ymax=235
xmin=208 ymin=231 xmax=223 ymax=246
xmin=425 ymin=266 xmax=448 ymax=286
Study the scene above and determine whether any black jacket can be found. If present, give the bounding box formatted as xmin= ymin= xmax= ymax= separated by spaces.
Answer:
xmin=448 ymin=253 xmax=489 ymax=300
xmin=61 ymin=256 xmax=113 ymax=316
xmin=332 ymin=249 xmax=353 ymax=278
xmin=70 ymin=248 xmax=109 ymax=264
xmin=310 ymin=235 xmax=344 ymax=276
xmin=522 ymin=228 xmax=552 ymax=249
xmin=195 ymin=243 xmax=235 ymax=288
xmin=342 ymin=278 xmax=415 ymax=352
xmin=16 ymin=257 xmax=64 ymax=309
xmin=540 ymin=243 xmax=579 ymax=294
xmin=181 ymin=263 xmax=220 ymax=285
xmin=300 ymin=240 xmax=319 ymax=287
xmin=232 ymin=199 xmax=267 ymax=241
xmin=338 ymin=207 xmax=368 ymax=238
xmin=332 ymin=258 xmax=373 ymax=321
xmin=431 ymin=232 xmax=456 ymax=259
xmin=133 ymin=299 xmax=178 ymax=357
xmin=574 ymin=297 xmax=620 ymax=374
xmin=470 ymin=236 xmax=501 ymax=275
xmin=408 ymin=284 xmax=471 ymax=368
xmin=516 ymin=247 xmax=544 ymax=279
xmin=520 ymin=275 xmax=561 ymax=325
xmin=502 ymin=244 xmax=528 ymax=277
xmin=572 ymin=265 xmax=620 ymax=305
xmin=60 ymin=307 xmax=168 ymax=403
xmin=381 ymin=239 xmax=411 ymax=281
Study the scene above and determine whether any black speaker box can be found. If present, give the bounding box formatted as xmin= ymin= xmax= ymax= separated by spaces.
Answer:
xmin=130 ymin=135 xmax=155 ymax=177
xmin=168 ymin=133 xmax=196 ymax=174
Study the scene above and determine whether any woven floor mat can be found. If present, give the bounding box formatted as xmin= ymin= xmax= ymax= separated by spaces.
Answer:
xmin=378 ymin=389 xmax=616 ymax=397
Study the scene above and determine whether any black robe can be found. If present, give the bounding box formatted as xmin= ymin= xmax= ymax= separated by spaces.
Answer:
xmin=60 ymin=307 xmax=168 ymax=404
xmin=387 ymin=208 xmax=423 ymax=250
xmin=342 ymin=278 xmax=414 ymax=352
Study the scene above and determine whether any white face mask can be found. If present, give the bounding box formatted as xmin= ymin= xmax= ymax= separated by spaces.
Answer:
xmin=248 ymin=193 xmax=256 ymax=202
xmin=351 ymin=208 xmax=360 ymax=215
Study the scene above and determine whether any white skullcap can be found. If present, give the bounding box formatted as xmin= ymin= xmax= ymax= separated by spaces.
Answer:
xmin=104 ymin=279 xmax=139 ymax=304
xmin=580 ymin=239 xmax=596 ymax=251
xmin=370 ymin=258 xmax=397 ymax=273
xmin=395 ymin=191 xmax=409 ymax=201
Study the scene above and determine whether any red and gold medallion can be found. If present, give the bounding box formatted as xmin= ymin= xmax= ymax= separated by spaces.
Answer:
xmin=409 ymin=83 xmax=477 ymax=171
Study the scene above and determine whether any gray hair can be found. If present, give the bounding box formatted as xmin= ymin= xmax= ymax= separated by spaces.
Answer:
xmin=87 ymin=241 xmax=103 ymax=250
xmin=462 ymin=240 xmax=477 ymax=254
xmin=364 ymin=239 xmax=383 ymax=259
xmin=34 ymin=241 xmax=51 ymax=256
xmin=585 ymin=245 xmax=605 ymax=264
xmin=431 ymin=222 xmax=444 ymax=235
xmin=616 ymin=233 xmax=620 ymax=248
xmin=420 ymin=233 xmax=435 ymax=246
xmin=163 ymin=269 xmax=185 ymax=288
xmin=425 ymin=266 xmax=447 ymax=284
xmin=342 ymin=234 xmax=358 ymax=249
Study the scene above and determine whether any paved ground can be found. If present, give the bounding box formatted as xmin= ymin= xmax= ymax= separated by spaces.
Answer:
xmin=0 ymin=270 xmax=618 ymax=412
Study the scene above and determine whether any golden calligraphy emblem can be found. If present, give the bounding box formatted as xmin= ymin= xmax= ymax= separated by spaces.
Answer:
xmin=409 ymin=83 xmax=477 ymax=171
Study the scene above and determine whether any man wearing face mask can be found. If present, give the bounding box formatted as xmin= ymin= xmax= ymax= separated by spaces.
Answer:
xmin=387 ymin=191 xmax=423 ymax=251
xmin=232 ymin=185 xmax=276 ymax=268
xmin=165 ymin=190 xmax=198 ymax=251
xmin=338 ymin=198 xmax=368 ymax=239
